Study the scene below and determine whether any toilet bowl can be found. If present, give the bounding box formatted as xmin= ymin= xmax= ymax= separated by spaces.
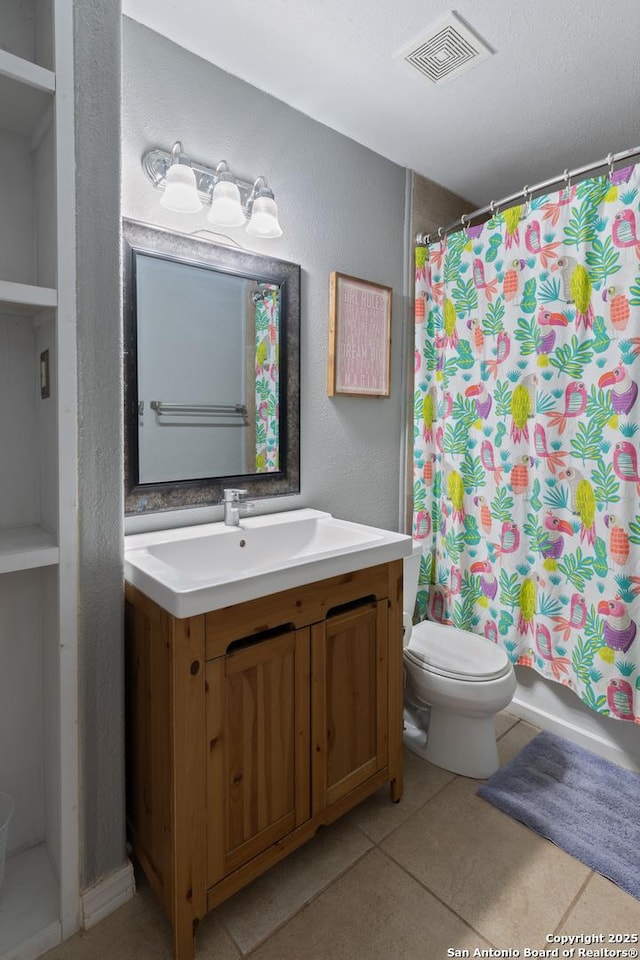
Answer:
xmin=403 ymin=542 xmax=516 ymax=778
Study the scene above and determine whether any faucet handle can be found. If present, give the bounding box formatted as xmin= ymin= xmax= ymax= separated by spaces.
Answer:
xmin=222 ymin=487 xmax=248 ymax=502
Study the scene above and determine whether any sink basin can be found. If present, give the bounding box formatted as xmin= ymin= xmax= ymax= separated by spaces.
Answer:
xmin=124 ymin=508 xmax=413 ymax=617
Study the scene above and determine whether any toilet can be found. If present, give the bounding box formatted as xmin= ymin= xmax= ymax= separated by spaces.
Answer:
xmin=403 ymin=541 xmax=516 ymax=779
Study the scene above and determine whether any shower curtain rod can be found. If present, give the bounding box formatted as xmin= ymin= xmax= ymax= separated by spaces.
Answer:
xmin=415 ymin=143 xmax=640 ymax=245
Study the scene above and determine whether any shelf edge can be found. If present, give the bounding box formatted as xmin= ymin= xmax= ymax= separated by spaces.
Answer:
xmin=0 ymin=549 xmax=59 ymax=575
xmin=0 ymin=526 xmax=60 ymax=574
xmin=0 ymin=281 xmax=57 ymax=309
xmin=0 ymin=49 xmax=55 ymax=94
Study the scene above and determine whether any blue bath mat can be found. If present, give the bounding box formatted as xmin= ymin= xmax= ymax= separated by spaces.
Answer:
xmin=478 ymin=730 xmax=640 ymax=900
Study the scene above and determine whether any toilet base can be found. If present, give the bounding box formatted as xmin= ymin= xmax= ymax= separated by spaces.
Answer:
xmin=404 ymin=706 xmax=500 ymax=779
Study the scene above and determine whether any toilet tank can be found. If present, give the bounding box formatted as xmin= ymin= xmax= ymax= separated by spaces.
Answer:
xmin=403 ymin=540 xmax=423 ymax=618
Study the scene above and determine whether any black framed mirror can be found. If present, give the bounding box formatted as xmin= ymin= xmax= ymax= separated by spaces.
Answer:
xmin=123 ymin=219 xmax=300 ymax=515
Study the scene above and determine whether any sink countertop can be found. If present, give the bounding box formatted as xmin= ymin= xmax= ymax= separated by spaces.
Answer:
xmin=124 ymin=508 xmax=413 ymax=618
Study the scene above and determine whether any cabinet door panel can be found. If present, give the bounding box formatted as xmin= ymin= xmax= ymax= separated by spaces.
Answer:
xmin=206 ymin=629 xmax=310 ymax=885
xmin=312 ymin=600 xmax=388 ymax=812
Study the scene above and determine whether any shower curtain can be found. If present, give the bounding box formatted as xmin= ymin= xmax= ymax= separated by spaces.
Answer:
xmin=413 ymin=162 xmax=640 ymax=723
xmin=254 ymin=284 xmax=279 ymax=472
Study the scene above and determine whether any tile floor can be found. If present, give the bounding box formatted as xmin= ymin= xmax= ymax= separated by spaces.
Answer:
xmin=44 ymin=714 xmax=640 ymax=960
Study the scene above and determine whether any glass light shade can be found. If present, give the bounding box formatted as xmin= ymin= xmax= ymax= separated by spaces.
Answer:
xmin=246 ymin=196 xmax=283 ymax=238
xmin=160 ymin=163 xmax=202 ymax=213
xmin=207 ymin=179 xmax=245 ymax=226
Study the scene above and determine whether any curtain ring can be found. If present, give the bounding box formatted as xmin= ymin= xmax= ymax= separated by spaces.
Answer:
xmin=490 ymin=199 xmax=499 ymax=217
xmin=425 ymin=233 xmax=432 ymax=245
xmin=437 ymin=226 xmax=444 ymax=241
xmin=607 ymin=153 xmax=614 ymax=181
xmin=522 ymin=185 xmax=530 ymax=204
xmin=461 ymin=213 xmax=469 ymax=229
xmin=563 ymin=168 xmax=571 ymax=187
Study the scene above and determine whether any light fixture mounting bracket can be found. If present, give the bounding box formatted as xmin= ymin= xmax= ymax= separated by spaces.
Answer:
xmin=142 ymin=147 xmax=255 ymax=207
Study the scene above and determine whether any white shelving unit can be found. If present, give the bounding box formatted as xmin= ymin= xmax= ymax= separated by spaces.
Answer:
xmin=0 ymin=2 xmax=78 ymax=959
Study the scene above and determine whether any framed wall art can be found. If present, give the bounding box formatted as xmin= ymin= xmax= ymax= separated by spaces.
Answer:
xmin=327 ymin=272 xmax=392 ymax=397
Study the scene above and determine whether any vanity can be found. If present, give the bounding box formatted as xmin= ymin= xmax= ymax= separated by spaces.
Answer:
xmin=124 ymin=509 xmax=411 ymax=960
xmin=122 ymin=225 xmax=409 ymax=958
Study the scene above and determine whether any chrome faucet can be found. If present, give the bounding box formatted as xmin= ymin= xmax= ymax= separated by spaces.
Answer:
xmin=222 ymin=488 xmax=249 ymax=526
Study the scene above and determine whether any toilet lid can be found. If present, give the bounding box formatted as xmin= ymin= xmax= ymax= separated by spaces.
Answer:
xmin=404 ymin=621 xmax=511 ymax=681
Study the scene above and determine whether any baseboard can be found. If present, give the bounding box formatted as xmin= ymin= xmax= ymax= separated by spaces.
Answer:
xmin=510 ymin=695 xmax=640 ymax=773
xmin=81 ymin=861 xmax=136 ymax=930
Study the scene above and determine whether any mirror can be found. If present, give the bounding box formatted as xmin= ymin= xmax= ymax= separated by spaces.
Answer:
xmin=123 ymin=219 xmax=300 ymax=515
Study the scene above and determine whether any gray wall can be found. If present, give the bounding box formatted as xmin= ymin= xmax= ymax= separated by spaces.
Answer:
xmin=123 ymin=16 xmax=410 ymax=534
xmin=74 ymin=0 xmax=125 ymax=887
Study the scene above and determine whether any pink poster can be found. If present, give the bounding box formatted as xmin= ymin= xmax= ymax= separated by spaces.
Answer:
xmin=328 ymin=273 xmax=392 ymax=397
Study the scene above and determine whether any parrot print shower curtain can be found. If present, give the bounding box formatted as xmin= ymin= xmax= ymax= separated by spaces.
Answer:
xmin=413 ymin=162 xmax=640 ymax=723
xmin=254 ymin=284 xmax=279 ymax=472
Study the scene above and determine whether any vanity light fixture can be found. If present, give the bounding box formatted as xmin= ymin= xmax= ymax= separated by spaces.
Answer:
xmin=207 ymin=161 xmax=245 ymax=227
xmin=142 ymin=142 xmax=283 ymax=238
xmin=245 ymin=177 xmax=283 ymax=239
xmin=159 ymin=142 xmax=203 ymax=213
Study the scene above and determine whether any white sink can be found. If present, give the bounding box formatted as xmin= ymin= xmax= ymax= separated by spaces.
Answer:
xmin=124 ymin=508 xmax=412 ymax=617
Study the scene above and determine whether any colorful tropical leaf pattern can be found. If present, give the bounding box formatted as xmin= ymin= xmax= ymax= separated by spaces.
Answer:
xmin=413 ymin=164 xmax=640 ymax=723
xmin=255 ymin=284 xmax=279 ymax=472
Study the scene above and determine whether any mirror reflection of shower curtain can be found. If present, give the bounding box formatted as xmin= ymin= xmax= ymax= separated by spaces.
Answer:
xmin=412 ymin=162 xmax=640 ymax=723
xmin=252 ymin=284 xmax=280 ymax=472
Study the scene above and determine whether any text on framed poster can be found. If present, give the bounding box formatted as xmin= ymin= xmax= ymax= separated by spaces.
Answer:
xmin=327 ymin=272 xmax=392 ymax=397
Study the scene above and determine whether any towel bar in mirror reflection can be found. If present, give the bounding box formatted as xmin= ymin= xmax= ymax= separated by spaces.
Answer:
xmin=146 ymin=400 xmax=249 ymax=425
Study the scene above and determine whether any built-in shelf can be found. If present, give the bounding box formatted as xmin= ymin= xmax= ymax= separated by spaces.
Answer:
xmin=0 ymin=67 xmax=53 ymax=141
xmin=0 ymin=844 xmax=61 ymax=960
xmin=0 ymin=526 xmax=59 ymax=574
xmin=0 ymin=282 xmax=57 ymax=313
xmin=0 ymin=5 xmax=79 ymax=958
xmin=0 ymin=51 xmax=55 ymax=95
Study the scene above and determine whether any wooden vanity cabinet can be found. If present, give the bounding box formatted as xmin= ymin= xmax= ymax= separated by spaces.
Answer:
xmin=312 ymin=600 xmax=389 ymax=811
xmin=125 ymin=560 xmax=403 ymax=960
xmin=205 ymin=626 xmax=311 ymax=884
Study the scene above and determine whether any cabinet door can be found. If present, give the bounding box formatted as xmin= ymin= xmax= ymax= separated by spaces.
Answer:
xmin=312 ymin=600 xmax=388 ymax=812
xmin=206 ymin=628 xmax=310 ymax=885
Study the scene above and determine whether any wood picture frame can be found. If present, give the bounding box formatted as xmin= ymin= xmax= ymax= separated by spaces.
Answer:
xmin=327 ymin=272 xmax=392 ymax=397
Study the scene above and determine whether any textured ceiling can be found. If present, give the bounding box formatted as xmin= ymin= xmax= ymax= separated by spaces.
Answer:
xmin=122 ymin=0 xmax=640 ymax=207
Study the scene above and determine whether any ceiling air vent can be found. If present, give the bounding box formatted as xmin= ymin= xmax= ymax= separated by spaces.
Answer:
xmin=397 ymin=12 xmax=493 ymax=86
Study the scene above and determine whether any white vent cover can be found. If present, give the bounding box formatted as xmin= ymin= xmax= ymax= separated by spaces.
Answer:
xmin=397 ymin=12 xmax=493 ymax=86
